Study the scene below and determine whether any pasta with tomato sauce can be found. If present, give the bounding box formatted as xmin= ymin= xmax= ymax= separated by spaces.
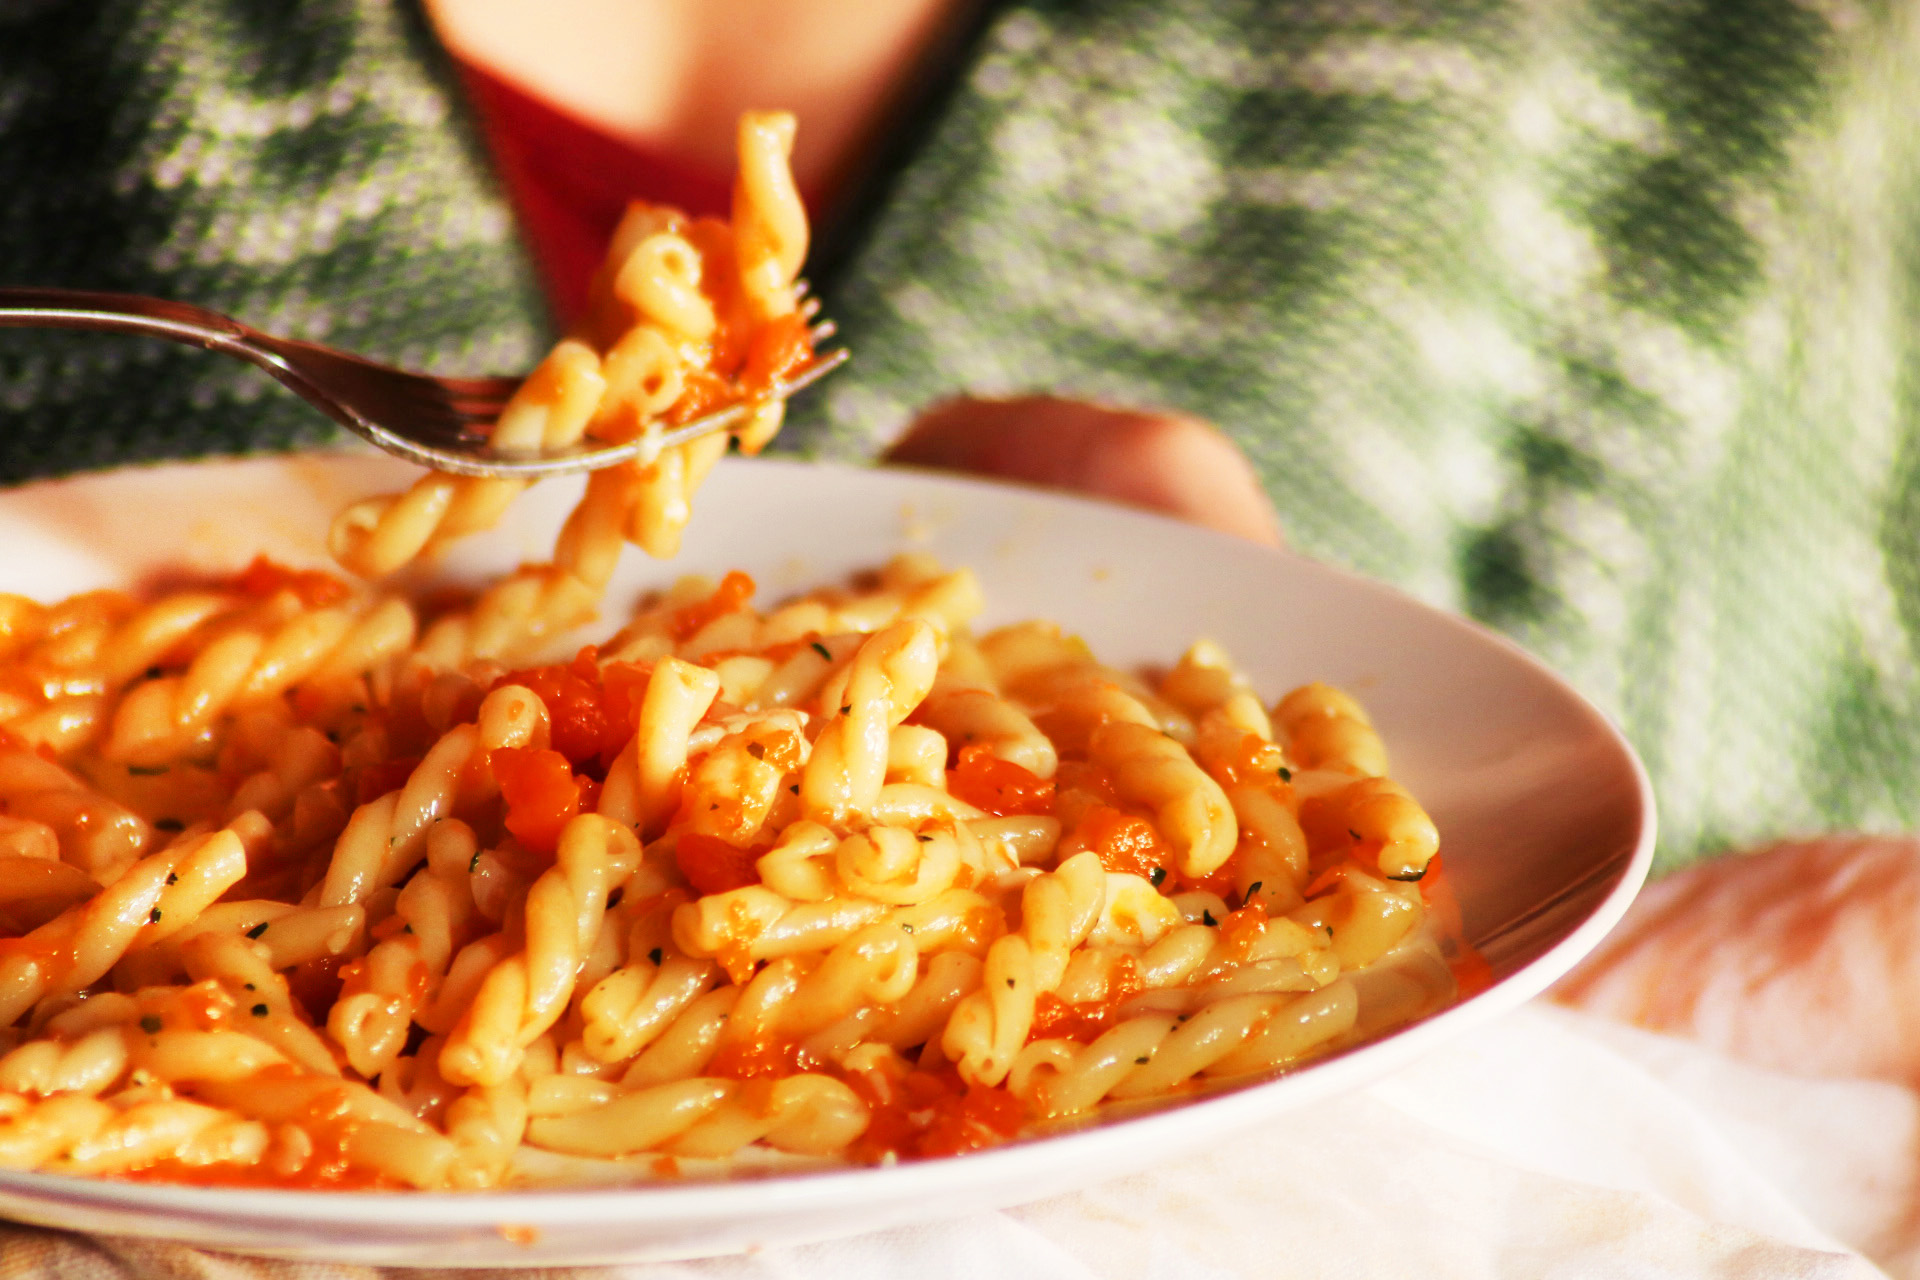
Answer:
xmin=0 ymin=548 xmax=1472 ymax=1188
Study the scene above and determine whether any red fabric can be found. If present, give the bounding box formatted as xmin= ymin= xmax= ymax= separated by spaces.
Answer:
xmin=451 ymin=58 xmax=734 ymax=329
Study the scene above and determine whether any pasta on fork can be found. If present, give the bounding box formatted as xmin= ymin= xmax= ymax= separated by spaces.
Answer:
xmin=328 ymin=110 xmax=815 ymax=591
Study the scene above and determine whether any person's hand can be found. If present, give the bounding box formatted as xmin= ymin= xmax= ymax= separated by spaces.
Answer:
xmin=883 ymin=395 xmax=1284 ymax=547
xmin=1554 ymin=835 xmax=1920 ymax=1087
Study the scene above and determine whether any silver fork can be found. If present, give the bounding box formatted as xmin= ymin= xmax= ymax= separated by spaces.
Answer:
xmin=0 ymin=287 xmax=848 ymax=479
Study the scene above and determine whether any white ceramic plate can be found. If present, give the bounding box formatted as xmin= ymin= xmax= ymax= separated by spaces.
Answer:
xmin=0 ymin=453 xmax=1654 ymax=1266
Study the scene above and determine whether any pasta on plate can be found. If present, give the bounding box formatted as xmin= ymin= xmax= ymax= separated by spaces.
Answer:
xmin=0 ymin=552 xmax=1467 ymax=1188
xmin=0 ymin=111 xmax=1471 ymax=1190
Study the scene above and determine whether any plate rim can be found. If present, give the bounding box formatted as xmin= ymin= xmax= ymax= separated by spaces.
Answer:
xmin=0 ymin=450 xmax=1657 ymax=1252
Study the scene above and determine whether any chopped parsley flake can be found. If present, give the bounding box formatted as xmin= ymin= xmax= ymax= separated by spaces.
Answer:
xmin=1202 ymin=910 xmax=1217 ymax=927
xmin=164 ymin=873 xmax=177 ymax=886
xmin=138 ymin=1016 xmax=162 ymax=1035
xmin=1278 ymin=767 xmax=1292 ymax=781
xmin=251 ymin=1003 xmax=269 ymax=1017
xmin=648 ymin=948 xmax=664 ymax=965
xmin=1149 ymin=867 xmax=1167 ymax=887
xmin=810 ymin=642 xmax=831 ymax=661
xmin=148 ymin=908 xmax=162 ymax=924
xmin=245 ymin=922 xmax=269 ymax=940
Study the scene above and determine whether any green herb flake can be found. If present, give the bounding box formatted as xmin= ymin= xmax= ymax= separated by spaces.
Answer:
xmin=470 ymin=852 xmax=481 ymax=873
xmin=1149 ymin=867 xmax=1167 ymax=887
xmin=1278 ymin=767 xmax=1292 ymax=781
xmin=810 ymin=642 xmax=831 ymax=661
xmin=1202 ymin=910 xmax=1217 ymax=927
xmin=245 ymin=922 xmax=269 ymax=940
xmin=789 ymin=784 xmax=800 ymax=795
xmin=1135 ymin=1056 xmax=1150 ymax=1065
xmin=648 ymin=948 xmax=664 ymax=965
xmin=138 ymin=1016 xmax=162 ymax=1035
xmin=1246 ymin=880 xmax=1263 ymax=899
xmin=165 ymin=873 xmax=177 ymax=886
xmin=251 ymin=1003 xmax=269 ymax=1017
xmin=901 ymin=923 xmax=914 ymax=934
xmin=148 ymin=908 xmax=162 ymax=924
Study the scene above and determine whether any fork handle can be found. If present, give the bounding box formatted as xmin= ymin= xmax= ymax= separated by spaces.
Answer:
xmin=0 ymin=287 xmax=252 ymax=349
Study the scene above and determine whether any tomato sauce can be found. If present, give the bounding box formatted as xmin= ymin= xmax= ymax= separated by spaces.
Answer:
xmin=947 ymin=745 xmax=1054 ymax=818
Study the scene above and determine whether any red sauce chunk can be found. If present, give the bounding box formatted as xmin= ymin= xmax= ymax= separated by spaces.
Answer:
xmin=1066 ymin=804 xmax=1168 ymax=880
xmin=674 ymin=832 xmax=765 ymax=896
xmin=947 ymin=745 xmax=1055 ymax=818
xmin=668 ymin=571 xmax=756 ymax=642
xmin=493 ymin=648 xmax=651 ymax=775
xmin=739 ymin=313 xmax=814 ymax=401
xmin=490 ymin=746 xmax=590 ymax=855
xmin=232 ymin=555 xmax=351 ymax=609
xmin=848 ymin=1067 xmax=1027 ymax=1163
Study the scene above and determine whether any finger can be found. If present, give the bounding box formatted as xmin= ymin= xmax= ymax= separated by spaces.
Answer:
xmin=883 ymin=395 xmax=1284 ymax=547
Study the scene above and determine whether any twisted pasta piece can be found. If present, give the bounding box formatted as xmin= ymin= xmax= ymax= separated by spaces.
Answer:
xmin=440 ymin=814 xmax=641 ymax=1087
xmin=802 ymin=619 xmax=941 ymax=825
xmin=525 ymin=1072 xmax=866 ymax=1160
xmin=330 ymin=341 xmax=607 ymax=578
xmin=1274 ymin=682 xmax=1388 ymax=777
xmin=942 ymin=851 xmax=1107 ymax=1085
xmin=0 ymin=821 xmax=250 ymax=1025
xmin=105 ymin=598 xmax=416 ymax=766
xmin=328 ymin=819 xmax=486 ymax=1079
xmin=1297 ymin=775 xmax=1440 ymax=882
xmin=1011 ymin=980 xmax=1359 ymax=1119
xmin=1087 ymin=721 xmax=1238 ymax=877
xmin=318 ymin=684 xmax=546 ymax=907
xmin=0 ymin=1091 xmax=268 ymax=1177
xmin=0 ymin=590 xmax=240 ymax=755
xmin=0 ymin=740 xmax=151 ymax=881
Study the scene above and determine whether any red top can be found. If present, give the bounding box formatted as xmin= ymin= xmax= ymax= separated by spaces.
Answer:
xmin=452 ymin=59 xmax=739 ymax=329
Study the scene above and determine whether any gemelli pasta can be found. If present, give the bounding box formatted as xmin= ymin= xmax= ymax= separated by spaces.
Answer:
xmin=0 ymin=552 xmax=1469 ymax=1187
xmin=0 ymin=113 xmax=1472 ymax=1189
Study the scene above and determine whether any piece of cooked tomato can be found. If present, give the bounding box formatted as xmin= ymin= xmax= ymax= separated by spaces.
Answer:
xmin=233 ymin=555 xmax=351 ymax=608
xmin=667 ymin=571 xmax=756 ymax=642
xmin=491 ymin=746 xmax=586 ymax=856
xmin=674 ymin=831 xmax=764 ymax=896
xmin=1067 ymin=804 xmax=1167 ymax=880
xmin=493 ymin=648 xmax=652 ymax=775
xmin=947 ymin=744 xmax=1055 ymax=817
xmin=739 ymin=312 xmax=814 ymax=399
